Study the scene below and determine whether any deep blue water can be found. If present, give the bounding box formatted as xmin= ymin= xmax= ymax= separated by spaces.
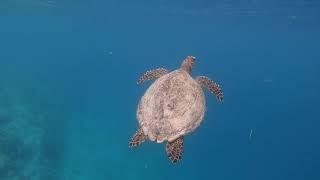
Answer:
xmin=0 ymin=0 xmax=320 ymax=179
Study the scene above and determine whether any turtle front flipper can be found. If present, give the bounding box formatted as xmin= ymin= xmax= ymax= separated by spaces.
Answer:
xmin=137 ymin=68 xmax=169 ymax=84
xmin=196 ymin=76 xmax=223 ymax=102
xmin=166 ymin=136 xmax=184 ymax=163
xmin=129 ymin=127 xmax=147 ymax=148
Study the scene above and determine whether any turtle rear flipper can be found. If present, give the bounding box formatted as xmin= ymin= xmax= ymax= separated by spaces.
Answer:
xmin=129 ymin=127 xmax=146 ymax=147
xmin=166 ymin=136 xmax=184 ymax=163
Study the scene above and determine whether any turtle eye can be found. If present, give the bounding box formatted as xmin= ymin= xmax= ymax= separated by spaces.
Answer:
xmin=190 ymin=56 xmax=196 ymax=63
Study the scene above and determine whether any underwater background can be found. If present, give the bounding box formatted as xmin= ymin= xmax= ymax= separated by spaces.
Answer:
xmin=0 ymin=0 xmax=320 ymax=179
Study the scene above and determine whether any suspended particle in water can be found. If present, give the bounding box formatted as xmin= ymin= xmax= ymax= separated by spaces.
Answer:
xmin=249 ymin=129 xmax=254 ymax=142
xmin=104 ymin=50 xmax=113 ymax=55
xmin=291 ymin=15 xmax=297 ymax=20
xmin=263 ymin=79 xmax=273 ymax=83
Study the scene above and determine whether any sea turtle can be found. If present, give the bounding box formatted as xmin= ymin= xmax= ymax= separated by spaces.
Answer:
xmin=129 ymin=56 xmax=223 ymax=163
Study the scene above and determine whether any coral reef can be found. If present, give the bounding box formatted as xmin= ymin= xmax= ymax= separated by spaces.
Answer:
xmin=0 ymin=87 xmax=44 ymax=180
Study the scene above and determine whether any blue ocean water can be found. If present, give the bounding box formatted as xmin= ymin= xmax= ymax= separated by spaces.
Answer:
xmin=0 ymin=0 xmax=320 ymax=179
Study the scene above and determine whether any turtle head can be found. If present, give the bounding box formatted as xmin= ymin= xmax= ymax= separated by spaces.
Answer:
xmin=180 ymin=56 xmax=196 ymax=74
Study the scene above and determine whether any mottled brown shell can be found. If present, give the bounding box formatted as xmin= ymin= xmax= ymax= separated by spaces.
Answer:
xmin=137 ymin=69 xmax=206 ymax=143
